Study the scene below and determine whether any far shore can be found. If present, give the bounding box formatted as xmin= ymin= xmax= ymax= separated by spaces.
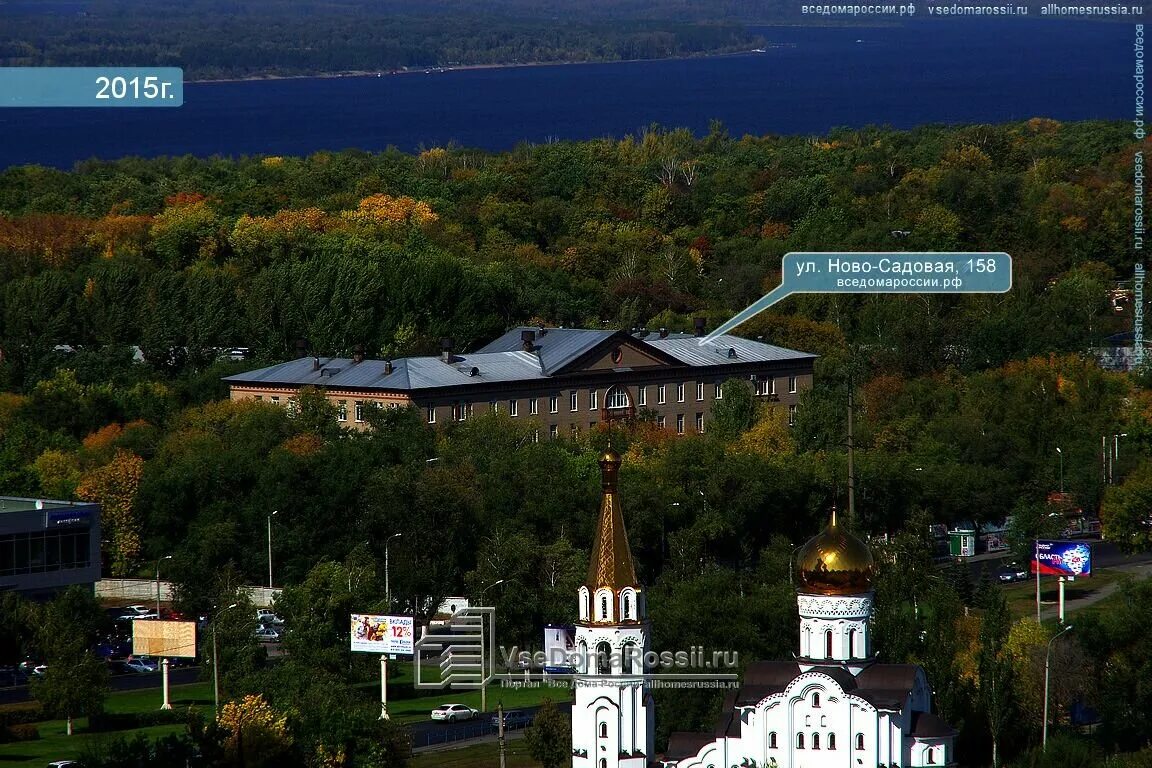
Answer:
xmin=184 ymin=46 xmax=793 ymax=85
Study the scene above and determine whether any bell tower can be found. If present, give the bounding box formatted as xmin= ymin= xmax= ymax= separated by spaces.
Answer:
xmin=572 ymin=449 xmax=653 ymax=768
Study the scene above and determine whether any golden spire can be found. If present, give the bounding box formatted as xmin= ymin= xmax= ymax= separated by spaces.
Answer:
xmin=586 ymin=448 xmax=640 ymax=591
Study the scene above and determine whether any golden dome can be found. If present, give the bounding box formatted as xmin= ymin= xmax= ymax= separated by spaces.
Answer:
xmin=600 ymin=448 xmax=622 ymax=463
xmin=794 ymin=509 xmax=875 ymax=595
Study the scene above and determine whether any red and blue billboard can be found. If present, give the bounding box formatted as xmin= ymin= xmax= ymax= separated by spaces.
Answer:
xmin=1032 ymin=540 xmax=1092 ymax=577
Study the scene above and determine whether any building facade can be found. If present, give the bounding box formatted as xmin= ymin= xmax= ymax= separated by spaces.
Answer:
xmin=223 ymin=326 xmax=816 ymax=437
xmin=0 ymin=497 xmax=102 ymax=600
xmin=661 ymin=511 xmax=958 ymax=768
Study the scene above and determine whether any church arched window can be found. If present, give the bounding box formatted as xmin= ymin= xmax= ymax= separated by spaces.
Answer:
xmin=849 ymin=627 xmax=858 ymax=656
xmin=623 ymin=594 xmax=631 ymax=619
xmin=926 ymin=746 xmax=936 ymax=764
xmin=600 ymin=723 xmax=608 ymax=738
xmin=596 ymin=642 xmax=612 ymax=674
xmin=599 ymin=760 xmax=607 ymax=768
xmin=577 ymin=640 xmax=588 ymax=674
xmin=825 ymin=630 xmax=833 ymax=659
xmin=601 ymin=595 xmax=609 ymax=620
xmin=622 ymin=642 xmax=637 ymax=674
xmin=796 ymin=733 xmax=805 ymax=749
xmin=579 ymin=589 xmax=589 ymax=620
xmin=812 ymin=732 xmax=820 ymax=750
xmin=828 ymin=733 xmax=837 ymax=750
xmin=856 ymin=733 xmax=864 ymax=750
xmin=769 ymin=732 xmax=777 ymax=749
xmin=812 ymin=692 xmax=821 ymax=708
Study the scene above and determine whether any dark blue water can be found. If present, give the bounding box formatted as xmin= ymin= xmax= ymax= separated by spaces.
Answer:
xmin=0 ymin=20 xmax=1134 ymax=169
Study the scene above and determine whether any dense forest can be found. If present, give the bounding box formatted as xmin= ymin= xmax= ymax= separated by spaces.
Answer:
xmin=0 ymin=0 xmax=770 ymax=80
xmin=1 ymin=118 xmax=1152 ymax=765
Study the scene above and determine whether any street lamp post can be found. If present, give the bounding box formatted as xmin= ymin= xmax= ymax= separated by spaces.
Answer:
xmin=212 ymin=602 xmax=239 ymax=713
xmin=267 ymin=510 xmax=278 ymax=589
xmin=385 ymin=533 xmax=402 ymax=610
xmin=1043 ymin=624 xmax=1074 ymax=750
xmin=1055 ymin=447 xmax=1064 ymax=493
xmin=478 ymin=579 xmax=508 ymax=714
xmin=155 ymin=555 xmax=172 ymax=617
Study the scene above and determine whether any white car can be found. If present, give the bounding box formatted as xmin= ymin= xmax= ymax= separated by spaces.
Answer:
xmin=122 ymin=658 xmax=158 ymax=674
xmin=431 ymin=703 xmax=477 ymax=722
xmin=256 ymin=609 xmax=285 ymax=626
xmin=254 ymin=626 xmax=282 ymax=643
xmin=117 ymin=605 xmax=159 ymax=620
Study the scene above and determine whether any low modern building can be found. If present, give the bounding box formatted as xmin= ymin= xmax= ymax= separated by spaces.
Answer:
xmin=223 ymin=325 xmax=816 ymax=437
xmin=0 ymin=497 xmax=102 ymax=600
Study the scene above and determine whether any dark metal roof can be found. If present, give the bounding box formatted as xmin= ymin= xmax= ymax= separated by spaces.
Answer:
xmin=224 ymin=327 xmax=815 ymax=394
xmin=665 ymin=732 xmax=715 ymax=762
xmin=910 ymin=710 xmax=959 ymax=738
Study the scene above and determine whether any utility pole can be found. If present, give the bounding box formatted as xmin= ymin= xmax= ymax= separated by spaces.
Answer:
xmin=847 ymin=383 xmax=856 ymax=521
xmin=497 ymin=702 xmax=507 ymax=768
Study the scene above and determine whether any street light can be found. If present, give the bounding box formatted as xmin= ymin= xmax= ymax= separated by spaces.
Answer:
xmin=212 ymin=602 xmax=239 ymax=713
xmin=385 ymin=533 xmax=402 ymax=610
xmin=478 ymin=579 xmax=511 ymax=714
xmin=267 ymin=510 xmax=278 ymax=589
xmin=1043 ymin=623 xmax=1074 ymax=750
xmin=155 ymin=555 xmax=172 ymax=617
xmin=1055 ymin=447 xmax=1064 ymax=493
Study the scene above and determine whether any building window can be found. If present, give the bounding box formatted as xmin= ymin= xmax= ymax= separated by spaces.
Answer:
xmin=789 ymin=404 xmax=798 ymax=426
xmin=927 ymin=747 xmax=936 ymax=764
xmin=770 ymin=378 xmax=777 ymax=396
xmin=828 ymin=733 xmax=837 ymax=750
xmin=288 ymin=397 xmax=299 ymax=415
xmin=589 ymin=421 xmax=597 ymax=430
xmin=623 ymin=595 xmax=631 ymax=619
xmin=271 ymin=396 xmax=280 ymax=405
xmin=254 ymin=395 xmax=263 ymax=401
xmin=337 ymin=400 xmax=347 ymax=421
xmin=676 ymin=414 xmax=685 ymax=434
xmin=657 ymin=415 xmax=666 ymax=429
xmin=424 ymin=406 xmax=435 ymax=424
xmin=623 ymin=642 xmax=636 ymax=674
xmin=825 ymin=630 xmax=833 ymax=659
xmin=509 ymin=399 xmax=518 ymax=417
xmin=606 ymin=386 xmax=629 ymax=410
xmin=549 ymin=395 xmax=558 ymax=414
xmin=658 ymin=384 xmax=666 ymax=404
xmin=856 ymin=734 xmax=864 ymax=751
xmin=849 ymin=628 xmax=857 ymax=657
xmin=600 ymin=596 xmax=608 ymax=619
xmin=533 ymin=429 xmax=540 ymax=443
xmin=549 ymin=424 xmax=558 ymax=440
xmin=797 ymin=733 xmax=805 ymax=750
xmin=769 ymin=732 xmax=777 ymax=749
xmin=588 ymin=388 xmax=598 ymax=410
xmin=570 ymin=390 xmax=578 ymax=412
xmin=696 ymin=413 xmax=704 ymax=433
xmin=676 ymin=383 xmax=685 ymax=402
xmin=715 ymin=383 xmax=723 ymax=399
xmin=600 ymin=760 xmax=607 ymax=768
xmin=529 ymin=398 xmax=538 ymax=415
xmin=355 ymin=401 xmax=364 ymax=422
xmin=812 ymin=733 xmax=820 ymax=750
xmin=599 ymin=723 xmax=608 ymax=738
xmin=789 ymin=375 xmax=798 ymax=393
xmin=638 ymin=386 xmax=647 ymax=406
xmin=696 ymin=382 xmax=704 ymax=401
xmin=813 ymin=692 xmax=821 ymax=707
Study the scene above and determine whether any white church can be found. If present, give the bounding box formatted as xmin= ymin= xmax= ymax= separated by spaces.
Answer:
xmin=571 ymin=449 xmax=957 ymax=768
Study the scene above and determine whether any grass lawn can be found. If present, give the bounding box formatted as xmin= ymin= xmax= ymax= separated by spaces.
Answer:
xmin=0 ymin=682 xmax=212 ymax=767
xmin=411 ymin=740 xmax=539 ymax=768
xmin=1001 ymin=568 xmax=1124 ymax=619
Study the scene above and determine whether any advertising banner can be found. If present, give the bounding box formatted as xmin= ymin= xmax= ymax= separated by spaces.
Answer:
xmin=1033 ymin=540 xmax=1092 ymax=577
xmin=132 ymin=620 xmax=197 ymax=658
xmin=543 ymin=624 xmax=576 ymax=670
xmin=350 ymin=614 xmax=414 ymax=654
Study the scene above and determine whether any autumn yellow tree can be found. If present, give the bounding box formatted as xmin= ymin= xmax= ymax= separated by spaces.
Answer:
xmin=75 ymin=449 xmax=144 ymax=576
xmin=339 ymin=193 xmax=438 ymax=232
xmin=217 ymin=694 xmax=294 ymax=767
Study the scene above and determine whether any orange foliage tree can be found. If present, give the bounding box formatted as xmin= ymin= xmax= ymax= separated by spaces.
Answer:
xmin=76 ymin=449 xmax=144 ymax=576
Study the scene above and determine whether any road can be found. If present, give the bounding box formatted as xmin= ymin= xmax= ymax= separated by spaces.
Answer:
xmin=409 ymin=702 xmax=571 ymax=750
xmin=0 ymin=666 xmax=203 ymax=706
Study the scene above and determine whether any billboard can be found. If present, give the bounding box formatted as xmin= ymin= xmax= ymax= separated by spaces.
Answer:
xmin=1033 ymin=540 xmax=1092 ymax=577
xmin=350 ymin=614 xmax=414 ymax=654
xmin=132 ymin=620 xmax=197 ymax=658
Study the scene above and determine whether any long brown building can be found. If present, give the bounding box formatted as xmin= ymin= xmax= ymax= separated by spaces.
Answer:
xmin=223 ymin=325 xmax=816 ymax=437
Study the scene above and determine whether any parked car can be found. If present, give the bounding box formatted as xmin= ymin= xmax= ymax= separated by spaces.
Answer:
xmin=431 ymin=703 xmax=477 ymax=722
xmin=121 ymin=658 xmax=158 ymax=674
xmin=256 ymin=609 xmax=285 ymax=626
xmin=116 ymin=605 xmax=160 ymax=621
xmin=254 ymin=626 xmax=282 ymax=643
xmin=47 ymin=761 xmax=82 ymax=768
xmin=998 ymin=563 xmax=1030 ymax=582
xmin=490 ymin=710 xmax=533 ymax=730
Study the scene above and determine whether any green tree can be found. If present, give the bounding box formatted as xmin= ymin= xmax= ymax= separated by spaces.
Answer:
xmin=1100 ymin=460 xmax=1152 ymax=554
xmin=524 ymin=699 xmax=571 ymax=768
xmin=30 ymin=586 xmax=110 ymax=735
xmin=708 ymin=378 xmax=757 ymax=441
xmin=978 ymin=587 xmax=1016 ymax=767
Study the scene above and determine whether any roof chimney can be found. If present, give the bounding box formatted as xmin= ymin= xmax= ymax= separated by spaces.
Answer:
xmin=441 ymin=337 xmax=453 ymax=364
xmin=521 ymin=329 xmax=536 ymax=352
xmin=384 ymin=360 xmax=393 ymax=375
xmin=353 ymin=344 xmax=364 ymax=364
xmin=694 ymin=317 xmax=706 ymax=337
xmin=659 ymin=327 xmax=668 ymax=339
